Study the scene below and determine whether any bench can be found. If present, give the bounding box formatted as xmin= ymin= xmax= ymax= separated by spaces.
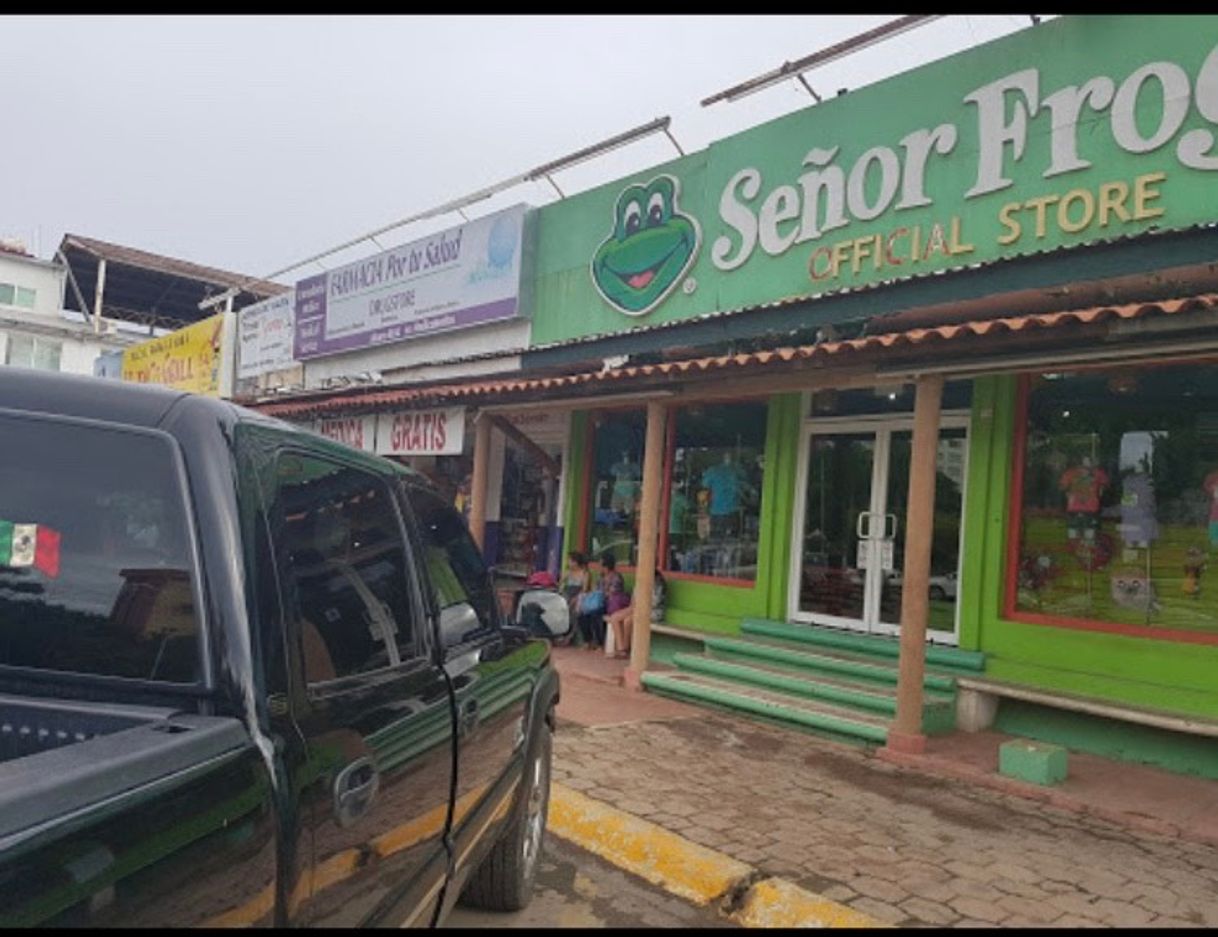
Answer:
xmin=955 ymin=676 xmax=1218 ymax=738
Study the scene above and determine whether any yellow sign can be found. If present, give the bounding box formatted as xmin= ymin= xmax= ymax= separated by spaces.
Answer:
xmin=121 ymin=313 xmax=228 ymax=396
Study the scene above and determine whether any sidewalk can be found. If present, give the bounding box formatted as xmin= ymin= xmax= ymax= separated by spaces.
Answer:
xmin=878 ymin=728 xmax=1218 ymax=847
xmin=549 ymin=647 xmax=1218 ymax=927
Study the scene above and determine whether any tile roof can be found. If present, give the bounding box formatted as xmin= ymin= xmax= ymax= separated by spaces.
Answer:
xmin=254 ymin=293 xmax=1218 ymax=419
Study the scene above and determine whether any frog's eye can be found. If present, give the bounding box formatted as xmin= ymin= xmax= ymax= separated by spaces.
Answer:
xmin=647 ymin=192 xmax=665 ymax=226
xmin=624 ymin=200 xmax=642 ymax=235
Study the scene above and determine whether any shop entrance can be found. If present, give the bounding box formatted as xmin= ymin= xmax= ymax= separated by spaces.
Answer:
xmin=788 ymin=413 xmax=970 ymax=642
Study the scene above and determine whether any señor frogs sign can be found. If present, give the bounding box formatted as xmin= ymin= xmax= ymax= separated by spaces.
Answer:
xmin=530 ymin=15 xmax=1218 ymax=345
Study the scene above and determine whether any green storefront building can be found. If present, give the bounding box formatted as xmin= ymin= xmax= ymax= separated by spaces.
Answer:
xmin=261 ymin=14 xmax=1218 ymax=778
xmin=523 ymin=13 xmax=1218 ymax=777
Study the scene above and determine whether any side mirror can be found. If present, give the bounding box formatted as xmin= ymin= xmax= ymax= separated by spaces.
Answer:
xmin=513 ymin=589 xmax=572 ymax=639
xmin=438 ymin=602 xmax=482 ymax=649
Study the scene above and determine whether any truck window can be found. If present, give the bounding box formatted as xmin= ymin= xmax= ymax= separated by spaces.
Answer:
xmin=405 ymin=486 xmax=497 ymax=648
xmin=0 ymin=414 xmax=201 ymax=683
xmin=274 ymin=453 xmax=419 ymax=683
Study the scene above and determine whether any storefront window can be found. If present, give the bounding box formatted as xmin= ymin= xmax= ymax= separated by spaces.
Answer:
xmin=496 ymin=440 xmax=559 ymax=577
xmin=587 ymin=409 xmax=646 ymax=566
xmin=664 ymin=402 xmax=766 ymax=581
xmin=1012 ymin=364 xmax=1218 ymax=637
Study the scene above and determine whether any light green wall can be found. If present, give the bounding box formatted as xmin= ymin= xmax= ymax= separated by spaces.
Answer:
xmin=560 ymin=410 xmax=589 ymax=568
xmin=562 ymin=394 xmax=803 ymax=636
xmin=963 ymin=375 xmax=1218 ymax=721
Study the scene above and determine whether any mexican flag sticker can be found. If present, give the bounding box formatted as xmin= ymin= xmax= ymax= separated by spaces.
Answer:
xmin=0 ymin=520 xmax=61 ymax=578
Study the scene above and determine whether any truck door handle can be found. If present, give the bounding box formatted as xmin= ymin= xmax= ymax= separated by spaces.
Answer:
xmin=459 ymin=699 xmax=479 ymax=736
xmin=333 ymin=757 xmax=379 ymax=828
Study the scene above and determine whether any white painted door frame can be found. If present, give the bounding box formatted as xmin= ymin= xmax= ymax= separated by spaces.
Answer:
xmin=787 ymin=411 xmax=971 ymax=643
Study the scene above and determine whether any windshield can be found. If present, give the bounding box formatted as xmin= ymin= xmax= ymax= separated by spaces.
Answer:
xmin=0 ymin=413 xmax=202 ymax=683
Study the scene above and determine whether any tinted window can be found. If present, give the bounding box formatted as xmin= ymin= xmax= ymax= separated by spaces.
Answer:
xmin=407 ymin=487 xmax=497 ymax=647
xmin=275 ymin=453 xmax=418 ymax=683
xmin=0 ymin=414 xmax=200 ymax=682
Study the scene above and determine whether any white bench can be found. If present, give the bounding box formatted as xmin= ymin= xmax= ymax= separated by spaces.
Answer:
xmin=955 ymin=676 xmax=1218 ymax=738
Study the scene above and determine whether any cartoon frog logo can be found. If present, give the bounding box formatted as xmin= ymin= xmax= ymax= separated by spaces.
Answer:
xmin=590 ymin=174 xmax=700 ymax=317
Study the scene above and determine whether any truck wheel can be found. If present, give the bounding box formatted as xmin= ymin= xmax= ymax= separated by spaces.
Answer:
xmin=459 ymin=716 xmax=553 ymax=911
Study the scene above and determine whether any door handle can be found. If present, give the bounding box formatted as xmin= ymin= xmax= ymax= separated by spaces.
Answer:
xmin=855 ymin=511 xmax=872 ymax=540
xmin=885 ymin=513 xmax=898 ymax=540
xmin=333 ymin=756 xmax=379 ymax=828
xmin=459 ymin=698 xmax=480 ymax=736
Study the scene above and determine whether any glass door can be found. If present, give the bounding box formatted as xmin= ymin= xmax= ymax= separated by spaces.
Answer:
xmin=794 ymin=431 xmax=877 ymax=629
xmin=875 ymin=426 xmax=969 ymax=638
xmin=790 ymin=416 xmax=969 ymax=641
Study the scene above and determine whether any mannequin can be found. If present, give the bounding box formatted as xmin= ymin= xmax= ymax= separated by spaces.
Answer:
xmin=609 ymin=450 xmax=641 ymax=519
xmin=701 ymin=452 xmax=746 ymax=540
xmin=1059 ymin=455 xmax=1108 ymax=542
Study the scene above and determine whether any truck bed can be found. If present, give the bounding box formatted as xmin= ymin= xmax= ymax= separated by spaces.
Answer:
xmin=0 ymin=693 xmax=249 ymax=848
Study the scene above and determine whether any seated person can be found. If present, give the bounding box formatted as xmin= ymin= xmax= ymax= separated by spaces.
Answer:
xmin=606 ymin=569 xmax=665 ymax=659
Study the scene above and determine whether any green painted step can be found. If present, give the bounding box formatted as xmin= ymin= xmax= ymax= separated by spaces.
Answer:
xmin=705 ymin=636 xmax=957 ymax=694
xmin=709 ymin=637 xmax=958 ymax=701
xmin=641 ymin=671 xmax=889 ymax=744
xmin=741 ymin=619 xmax=986 ymax=672
xmin=670 ymin=653 xmax=956 ymax=735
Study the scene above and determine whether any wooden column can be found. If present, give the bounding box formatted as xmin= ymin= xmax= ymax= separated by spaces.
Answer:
xmin=625 ymin=400 xmax=667 ymax=691
xmin=887 ymin=374 xmax=944 ymax=754
xmin=469 ymin=413 xmax=492 ymax=553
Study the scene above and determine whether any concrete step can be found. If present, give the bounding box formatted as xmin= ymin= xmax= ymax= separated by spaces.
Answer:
xmin=741 ymin=619 xmax=985 ymax=673
xmin=670 ymin=653 xmax=956 ymax=735
xmin=640 ymin=670 xmax=890 ymax=745
xmin=704 ymin=636 xmax=957 ymax=694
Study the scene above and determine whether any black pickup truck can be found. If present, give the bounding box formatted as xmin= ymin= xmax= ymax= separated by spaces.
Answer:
xmin=0 ymin=368 xmax=571 ymax=927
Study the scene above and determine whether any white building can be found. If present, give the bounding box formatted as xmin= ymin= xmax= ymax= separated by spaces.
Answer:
xmin=0 ymin=241 xmax=140 ymax=375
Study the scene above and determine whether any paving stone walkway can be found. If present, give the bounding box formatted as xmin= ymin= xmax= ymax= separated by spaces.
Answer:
xmin=552 ymin=712 xmax=1218 ymax=928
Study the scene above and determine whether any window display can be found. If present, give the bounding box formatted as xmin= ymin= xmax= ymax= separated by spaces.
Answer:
xmin=587 ymin=409 xmax=646 ymax=566
xmin=495 ymin=441 xmax=556 ymax=577
xmin=1011 ymin=364 xmax=1218 ymax=636
xmin=663 ymin=401 xmax=766 ymax=582
xmin=583 ymin=401 xmax=768 ymax=581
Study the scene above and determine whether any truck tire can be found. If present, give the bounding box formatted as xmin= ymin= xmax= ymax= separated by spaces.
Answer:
xmin=458 ymin=715 xmax=553 ymax=912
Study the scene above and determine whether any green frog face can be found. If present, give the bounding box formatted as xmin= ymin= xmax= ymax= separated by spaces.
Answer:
xmin=591 ymin=175 xmax=699 ymax=316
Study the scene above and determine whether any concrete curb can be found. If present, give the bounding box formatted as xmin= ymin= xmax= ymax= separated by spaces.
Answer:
xmin=874 ymin=746 xmax=1218 ymax=849
xmin=547 ymin=783 xmax=882 ymax=928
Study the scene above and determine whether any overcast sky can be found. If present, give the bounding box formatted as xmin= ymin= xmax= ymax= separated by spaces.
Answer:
xmin=3 ymin=15 xmax=1043 ymax=284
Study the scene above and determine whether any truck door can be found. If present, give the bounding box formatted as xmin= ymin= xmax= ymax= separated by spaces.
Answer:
xmin=268 ymin=450 xmax=454 ymax=927
xmin=402 ymin=486 xmax=539 ymax=897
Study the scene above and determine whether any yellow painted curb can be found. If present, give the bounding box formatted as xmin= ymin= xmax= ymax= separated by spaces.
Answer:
xmin=731 ymin=877 xmax=885 ymax=929
xmin=548 ymin=783 xmax=883 ymax=927
xmin=548 ymin=783 xmax=750 ymax=905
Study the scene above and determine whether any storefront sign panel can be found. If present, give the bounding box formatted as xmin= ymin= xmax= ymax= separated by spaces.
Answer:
xmin=530 ymin=15 xmax=1218 ymax=345
xmin=312 ymin=415 xmax=376 ymax=451
xmin=375 ymin=407 xmax=465 ymax=456
xmin=294 ymin=204 xmax=528 ymax=360
xmin=237 ymin=291 xmax=296 ymax=379
xmin=121 ymin=312 xmax=229 ymax=396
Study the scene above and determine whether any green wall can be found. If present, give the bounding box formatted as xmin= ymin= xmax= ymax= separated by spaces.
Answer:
xmin=963 ymin=375 xmax=1218 ymax=722
xmin=562 ymin=393 xmax=803 ymax=636
xmin=560 ymin=410 xmax=589 ymax=568
xmin=565 ymin=377 xmax=1218 ymax=724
